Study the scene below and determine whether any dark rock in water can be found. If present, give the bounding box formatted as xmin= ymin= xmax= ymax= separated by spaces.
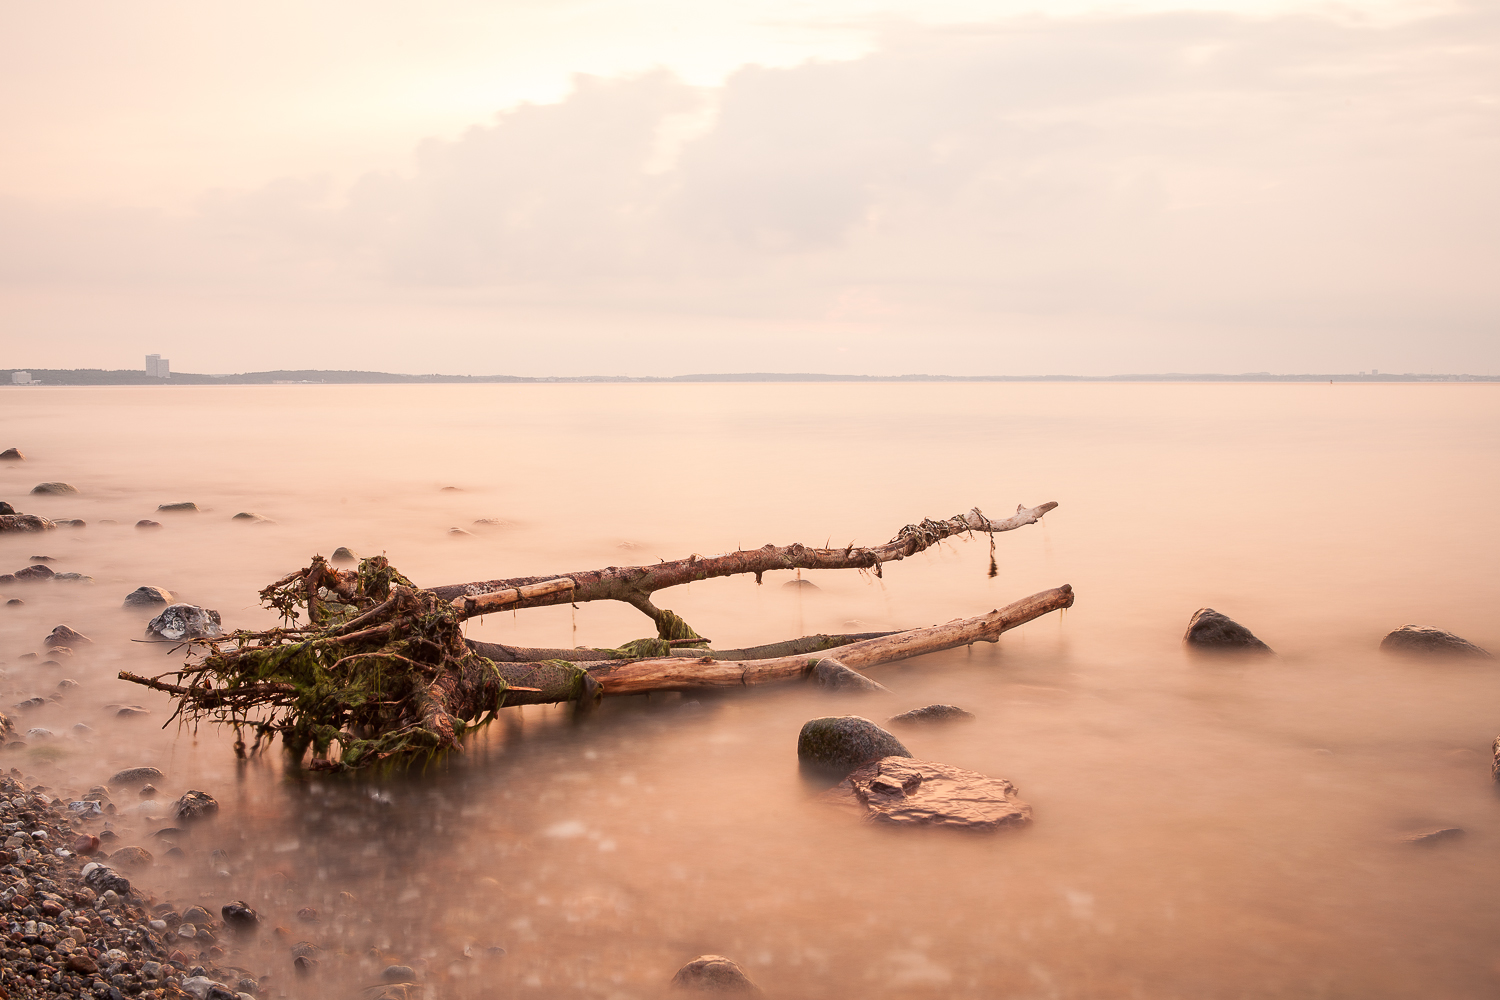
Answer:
xmin=29 ymin=554 xmax=54 ymax=561
xmin=182 ymin=904 xmax=214 ymax=926
xmin=1403 ymin=827 xmax=1464 ymax=846
xmin=110 ymin=845 xmax=154 ymax=870
xmin=124 ymin=586 xmax=174 ymax=608
xmin=783 ymin=578 xmax=819 ymax=590
xmin=46 ymin=624 xmax=92 ymax=647
xmin=1183 ymin=608 xmax=1273 ymax=654
xmin=0 ymin=710 xmax=10 ymax=735
xmin=448 ymin=527 xmax=473 ymax=536
xmin=111 ymin=765 xmax=164 ymax=787
xmin=136 ymin=519 xmax=162 ymax=529
xmin=330 ymin=546 xmax=360 ymax=563
xmin=82 ymin=862 xmax=131 ymax=895
xmin=473 ymin=518 xmax=508 ymax=527
xmin=53 ymin=571 xmax=93 ymax=582
xmin=670 ymin=955 xmax=761 ymax=993
xmin=175 ymin=789 xmax=220 ymax=821
xmin=0 ymin=574 xmax=14 ymax=584
xmin=0 ymin=501 xmax=15 ymax=514
xmin=146 ymin=603 xmax=223 ymax=640
xmin=158 ymin=502 xmax=199 ymax=512
xmin=822 ymin=756 xmax=1033 ymax=832
xmin=15 ymin=563 xmax=54 ymax=581
xmin=888 ymin=704 xmax=975 ymax=726
xmin=54 ymin=518 xmax=86 ymax=527
xmin=382 ymin=965 xmax=418 ymax=983
xmin=116 ymin=705 xmax=151 ymax=718
xmin=232 ymin=511 xmax=273 ymax=524
xmin=6 ymin=598 xmax=23 ymax=605
xmin=810 ymin=657 xmax=888 ymax=692
xmin=797 ymin=715 xmax=912 ymax=777
xmin=31 ymin=481 xmax=78 ymax=494
xmin=1380 ymin=625 xmax=1490 ymax=659
xmin=222 ymin=900 xmax=261 ymax=932
xmin=0 ymin=448 xmax=23 ymax=461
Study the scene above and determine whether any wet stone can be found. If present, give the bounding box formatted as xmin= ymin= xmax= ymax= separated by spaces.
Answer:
xmin=45 ymin=623 xmax=92 ymax=647
xmin=0 ymin=447 xmax=23 ymax=460
xmin=1404 ymin=827 xmax=1465 ymax=846
xmin=1183 ymin=608 xmax=1273 ymax=654
xmin=31 ymin=481 xmax=78 ymax=494
xmin=123 ymin=585 xmax=174 ymax=608
xmin=330 ymin=546 xmax=360 ymax=563
xmin=111 ymin=845 xmax=154 ymax=870
xmin=222 ymin=900 xmax=260 ymax=932
xmin=175 ymin=789 xmax=220 ymax=821
xmin=822 ymin=756 xmax=1034 ymax=832
xmin=146 ymin=603 xmax=223 ymax=640
xmin=15 ymin=562 xmax=55 ymax=581
xmin=1380 ymin=625 xmax=1490 ymax=659
xmin=670 ymin=955 xmax=762 ymax=993
xmin=111 ymin=765 xmax=164 ymax=787
xmin=158 ymin=501 xmax=200 ymax=512
xmin=136 ymin=519 xmax=161 ymax=529
xmin=888 ymin=704 xmax=975 ymax=726
xmin=382 ymin=964 xmax=418 ymax=983
xmin=797 ymin=715 xmax=912 ymax=777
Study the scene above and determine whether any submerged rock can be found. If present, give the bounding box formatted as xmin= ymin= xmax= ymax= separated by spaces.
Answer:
xmin=111 ymin=845 xmax=154 ymax=870
xmin=158 ymin=501 xmax=199 ymax=512
xmin=1183 ymin=608 xmax=1273 ymax=654
xmin=124 ymin=585 xmax=175 ymax=607
xmin=797 ymin=715 xmax=911 ymax=777
xmin=146 ymin=603 xmax=223 ymax=640
xmin=0 ymin=513 xmax=53 ymax=533
xmin=81 ymin=862 xmax=131 ymax=896
xmin=111 ymin=765 xmax=165 ymax=787
xmin=136 ymin=519 xmax=162 ymax=529
xmin=0 ymin=447 xmax=23 ymax=460
xmin=222 ymin=900 xmax=261 ymax=932
xmin=1380 ymin=625 xmax=1490 ymax=659
xmin=888 ymin=704 xmax=975 ymax=726
xmin=670 ymin=955 xmax=761 ymax=993
xmin=15 ymin=562 xmax=54 ymax=581
xmin=783 ymin=578 xmax=819 ymax=590
xmin=810 ymin=657 xmax=888 ymax=692
xmin=1403 ymin=827 xmax=1464 ymax=846
xmin=822 ymin=756 xmax=1033 ymax=832
xmin=175 ymin=789 xmax=220 ymax=821
xmin=0 ymin=501 xmax=14 ymax=514
xmin=330 ymin=546 xmax=360 ymax=563
xmin=31 ymin=481 xmax=78 ymax=494
xmin=53 ymin=571 xmax=93 ymax=582
xmin=381 ymin=965 xmax=418 ymax=984
xmin=232 ymin=511 xmax=274 ymax=524
xmin=46 ymin=624 xmax=93 ymax=647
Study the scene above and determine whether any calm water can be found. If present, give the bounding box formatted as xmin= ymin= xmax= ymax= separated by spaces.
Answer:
xmin=1 ymin=382 xmax=1498 ymax=998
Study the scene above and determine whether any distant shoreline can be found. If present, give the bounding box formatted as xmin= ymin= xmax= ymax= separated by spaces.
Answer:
xmin=3 ymin=368 xmax=1496 ymax=386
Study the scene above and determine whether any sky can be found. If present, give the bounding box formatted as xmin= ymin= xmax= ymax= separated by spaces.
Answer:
xmin=0 ymin=0 xmax=1495 ymax=376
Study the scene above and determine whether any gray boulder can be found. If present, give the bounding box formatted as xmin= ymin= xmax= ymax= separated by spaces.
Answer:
xmin=15 ymin=563 xmax=54 ymax=581
xmin=146 ymin=604 xmax=223 ymax=640
xmin=0 ymin=514 xmax=52 ymax=533
xmin=888 ymin=704 xmax=975 ymax=726
xmin=821 ymin=756 xmax=1033 ymax=832
xmin=670 ymin=955 xmax=761 ymax=993
xmin=1380 ymin=625 xmax=1490 ymax=659
xmin=30 ymin=482 xmax=77 ymax=494
xmin=1183 ymin=608 xmax=1273 ymax=654
xmin=124 ymin=586 xmax=174 ymax=608
xmin=810 ymin=657 xmax=888 ymax=692
xmin=797 ymin=715 xmax=911 ymax=777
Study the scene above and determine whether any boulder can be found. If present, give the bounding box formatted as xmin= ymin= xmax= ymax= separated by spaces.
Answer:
xmin=110 ymin=766 xmax=164 ymax=787
xmin=670 ymin=955 xmax=761 ymax=993
xmin=54 ymin=518 xmax=86 ymax=527
xmin=146 ymin=604 xmax=223 ymax=640
xmin=110 ymin=846 xmax=154 ymax=871
xmin=0 ymin=514 xmax=52 ymax=533
xmin=330 ymin=546 xmax=360 ymax=563
xmin=124 ymin=586 xmax=175 ymax=608
xmin=1183 ymin=608 xmax=1273 ymax=654
xmin=158 ymin=502 xmax=199 ymax=512
xmin=821 ymin=756 xmax=1033 ymax=832
xmin=381 ymin=965 xmax=418 ymax=984
xmin=0 ymin=448 xmax=23 ymax=460
xmin=81 ymin=862 xmax=131 ymax=896
xmin=53 ymin=572 xmax=92 ymax=582
xmin=1403 ymin=827 xmax=1464 ymax=846
xmin=136 ymin=519 xmax=162 ymax=529
xmin=0 ymin=501 xmax=14 ymax=514
xmin=810 ymin=657 xmax=888 ymax=692
xmin=888 ymin=704 xmax=975 ymax=726
xmin=175 ymin=789 xmax=220 ymax=821
xmin=31 ymin=482 xmax=78 ymax=494
xmin=783 ymin=579 xmax=819 ymax=590
xmin=232 ymin=511 xmax=273 ymax=523
xmin=797 ymin=716 xmax=911 ymax=777
xmin=222 ymin=900 xmax=260 ymax=932
xmin=46 ymin=624 xmax=92 ymax=647
xmin=1380 ymin=625 xmax=1490 ymax=659
xmin=15 ymin=563 xmax=54 ymax=581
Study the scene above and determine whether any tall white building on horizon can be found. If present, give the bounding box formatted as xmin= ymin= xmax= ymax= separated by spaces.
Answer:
xmin=145 ymin=354 xmax=170 ymax=378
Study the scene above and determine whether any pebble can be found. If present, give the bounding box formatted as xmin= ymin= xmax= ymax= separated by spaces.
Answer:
xmin=221 ymin=900 xmax=260 ymax=932
xmin=382 ymin=964 xmax=418 ymax=983
xmin=14 ymin=563 xmax=54 ymax=581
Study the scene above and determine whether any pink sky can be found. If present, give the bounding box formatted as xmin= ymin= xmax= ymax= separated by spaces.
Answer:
xmin=1 ymin=0 xmax=1495 ymax=375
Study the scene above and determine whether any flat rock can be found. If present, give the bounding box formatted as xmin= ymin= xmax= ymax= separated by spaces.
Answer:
xmin=158 ymin=502 xmax=199 ymax=512
xmin=146 ymin=603 xmax=223 ymax=640
xmin=54 ymin=518 xmax=86 ymax=527
xmin=797 ymin=715 xmax=911 ymax=777
xmin=15 ymin=563 xmax=55 ymax=581
xmin=0 ymin=448 xmax=23 ymax=460
xmin=31 ymin=482 xmax=78 ymax=494
xmin=46 ymin=624 xmax=93 ymax=647
xmin=1403 ymin=827 xmax=1464 ymax=846
xmin=232 ymin=511 xmax=273 ymax=523
xmin=54 ymin=571 xmax=92 ymax=582
xmin=888 ymin=704 xmax=976 ymax=726
xmin=822 ymin=756 xmax=1033 ymax=832
xmin=670 ymin=955 xmax=761 ymax=993
xmin=1183 ymin=608 xmax=1273 ymax=654
xmin=124 ymin=586 xmax=175 ymax=608
xmin=1380 ymin=625 xmax=1490 ymax=659
xmin=111 ymin=766 xmax=164 ymax=787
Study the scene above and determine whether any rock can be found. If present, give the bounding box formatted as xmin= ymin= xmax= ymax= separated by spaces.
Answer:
xmin=29 ymin=554 xmax=54 ymax=561
xmin=111 ymin=765 xmax=165 ymax=786
xmin=670 ymin=955 xmax=761 ymax=993
xmin=797 ymin=715 xmax=912 ymax=777
xmin=888 ymin=704 xmax=975 ymax=726
xmin=82 ymin=862 xmax=131 ymax=895
xmin=382 ymin=965 xmax=418 ymax=983
xmin=158 ymin=502 xmax=200 ymax=512
xmin=232 ymin=511 xmax=273 ymax=524
xmin=31 ymin=482 xmax=78 ymax=494
xmin=1183 ymin=608 xmax=1273 ymax=654
xmin=0 ymin=514 xmax=54 ymax=533
xmin=15 ymin=563 xmax=54 ymax=581
xmin=46 ymin=624 xmax=92 ymax=647
xmin=124 ymin=586 xmax=174 ymax=608
xmin=182 ymin=976 xmax=225 ymax=1000
xmin=1380 ymin=625 xmax=1491 ymax=659
xmin=1403 ymin=827 xmax=1464 ymax=846
xmin=448 ymin=527 xmax=473 ymax=536
xmin=53 ymin=571 xmax=93 ymax=582
xmin=822 ymin=756 xmax=1033 ymax=832
xmin=66 ymin=953 xmax=99 ymax=974
xmin=0 ymin=447 xmax=23 ymax=460
xmin=110 ymin=846 xmax=154 ymax=870
xmin=136 ymin=518 xmax=161 ymax=528
xmin=0 ymin=500 xmax=14 ymax=514
xmin=330 ymin=546 xmax=360 ymax=563
xmin=5 ymin=597 xmax=22 ymax=605
xmin=783 ymin=579 xmax=819 ymax=590
xmin=54 ymin=518 xmax=86 ymax=527
xmin=222 ymin=900 xmax=260 ymax=932
xmin=472 ymin=518 xmax=508 ymax=527
xmin=146 ymin=603 xmax=223 ymax=640
xmin=175 ymin=789 xmax=220 ymax=821
xmin=810 ymin=657 xmax=889 ymax=692
xmin=73 ymin=833 xmax=101 ymax=855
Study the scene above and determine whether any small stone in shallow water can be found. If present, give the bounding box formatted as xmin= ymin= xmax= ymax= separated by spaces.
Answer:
xmin=111 ymin=765 xmax=164 ymax=786
xmin=146 ymin=603 xmax=223 ymax=640
xmin=29 ymin=554 xmax=54 ymax=561
xmin=382 ymin=965 xmax=418 ymax=983
xmin=110 ymin=845 xmax=154 ymax=870
xmin=822 ymin=756 xmax=1034 ymax=832
xmin=1380 ymin=625 xmax=1490 ymax=659
xmin=297 ymin=906 xmax=319 ymax=921
xmin=330 ymin=546 xmax=359 ymax=563
xmin=0 ymin=447 xmax=23 ymax=460
xmin=1183 ymin=608 xmax=1274 ymax=654
xmin=223 ymin=900 xmax=261 ymax=932
xmin=15 ymin=562 xmax=54 ymax=581
xmin=31 ymin=481 xmax=78 ymax=494
xmin=670 ymin=955 xmax=762 ymax=993
xmin=797 ymin=715 xmax=912 ymax=778
xmin=158 ymin=501 xmax=200 ymax=512
xmin=116 ymin=705 xmax=152 ymax=718
xmin=1403 ymin=827 xmax=1465 ymax=846
xmin=175 ymin=788 xmax=220 ymax=821
xmin=136 ymin=519 xmax=162 ymax=529
xmin=123 ymin=585 xmax=174 ymax=608
xmin=888 ymin=704 xmax=975 ymax=726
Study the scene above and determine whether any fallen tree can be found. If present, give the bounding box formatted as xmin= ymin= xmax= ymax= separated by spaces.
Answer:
xmin=121 ymin=503 xmax=1070 ymax=770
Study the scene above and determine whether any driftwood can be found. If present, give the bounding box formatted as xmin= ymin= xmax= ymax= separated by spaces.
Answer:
xmin=120 ymin=503 xmax=1067 ymax=770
